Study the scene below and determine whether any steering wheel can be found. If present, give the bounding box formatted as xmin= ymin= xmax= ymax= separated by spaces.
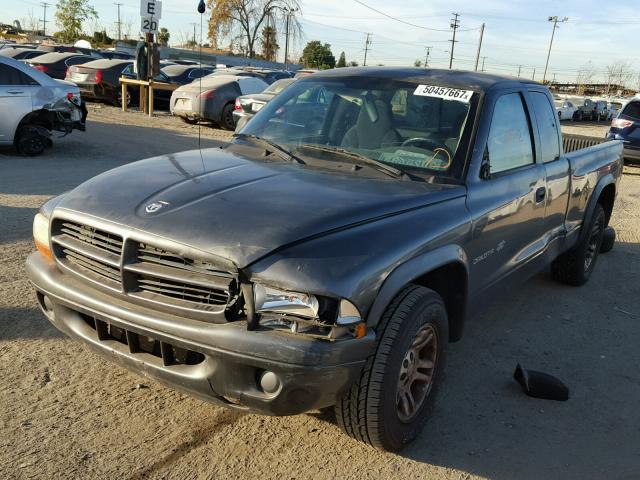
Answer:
xmin=399 ymin=138 xmax=453 ymax=170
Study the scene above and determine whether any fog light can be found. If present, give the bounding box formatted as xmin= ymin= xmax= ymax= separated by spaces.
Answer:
xmin=259 ymin=370 xmax=280 ymax=394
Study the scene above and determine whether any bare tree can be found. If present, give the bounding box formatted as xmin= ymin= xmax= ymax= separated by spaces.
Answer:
xmin=206 ymin=0 xmax=301 ymax=58
xmin=21 ymin=9 xmax=40 ymax=33
xmin=121 ymin=17 xmax=133 ymax=41
xmin=576 ymin=61 xmax=596 ymax=95
xmin=605 ymin=61 xmax=634 ymax=93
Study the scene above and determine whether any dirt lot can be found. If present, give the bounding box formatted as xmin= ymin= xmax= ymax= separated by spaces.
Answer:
xmin=1 ymin=108 xmax=639 ymax=480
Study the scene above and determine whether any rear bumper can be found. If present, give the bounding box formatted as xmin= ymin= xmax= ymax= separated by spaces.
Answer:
xmin=26 ymin=252 xmax=374 ymax=415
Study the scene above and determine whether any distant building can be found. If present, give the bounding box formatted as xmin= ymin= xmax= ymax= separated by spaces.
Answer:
xmin=549 ymin=83 xmax=636 ymax=97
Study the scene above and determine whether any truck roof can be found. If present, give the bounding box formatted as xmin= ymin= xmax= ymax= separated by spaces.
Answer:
xmin=308 ymin=67 xmax=540 ymax=93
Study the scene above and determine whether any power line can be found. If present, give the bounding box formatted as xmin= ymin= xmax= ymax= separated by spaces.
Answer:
xmin=352 ymin=0 xmax=478 ymax=32
xmin=449 ymin=13 xmax=460 ymax=69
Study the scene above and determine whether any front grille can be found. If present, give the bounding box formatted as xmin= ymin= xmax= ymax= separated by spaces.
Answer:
xmin=51 ymin=218 xmax=238 ymax=319
xmin=82 ymin=314 xmax=205 ymax=366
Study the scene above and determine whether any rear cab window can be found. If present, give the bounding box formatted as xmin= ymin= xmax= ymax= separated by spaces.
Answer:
xmin=529 ymin=92 xmax=560 ymax=163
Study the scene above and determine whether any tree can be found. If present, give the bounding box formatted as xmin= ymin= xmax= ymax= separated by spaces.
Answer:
xmin=336 ymin=51 xmax=346 ymax=67
xmin=260 ymin=25 xmax=278 ymax=60
xmin=92 ymin=30 xmax=113 ymax=45
xmin=575 ymin=61 xmax=596 ymax=95
xmin=207 ymin=0 xmax=300 ymax=59
xmin=605 ymin=60 xmax=634 ymax=93
xmin=414 ymin=59 xmax=422 ymax=67
xmin=54 ymin=0 xmax=98 ymax=43
xmin=348 ymin=60 xmax=358 ymax=67
xmin=301 ymin=41 xmax=335 ymax=69
xmin=158 ymin=27 xmax=170 ymax=46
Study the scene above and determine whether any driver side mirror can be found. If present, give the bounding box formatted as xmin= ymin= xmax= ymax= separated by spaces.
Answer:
xmin=480 ymin=145 xmax=491 ymax=180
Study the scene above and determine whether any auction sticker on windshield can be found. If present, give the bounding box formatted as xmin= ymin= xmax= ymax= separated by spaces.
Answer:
xmin=413 ymin=85 xmax=474 ymax=103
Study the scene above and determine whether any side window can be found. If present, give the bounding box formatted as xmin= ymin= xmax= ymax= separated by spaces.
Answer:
xmin=530 ymin=92 xmax=560 ymax=163
xmin=0 ymin=63 xmax=37 ymax=85
xmin=622 ymin=101 xmax=640 ymax=120
xmin=487 ymin=93 xmax=534 ymax=174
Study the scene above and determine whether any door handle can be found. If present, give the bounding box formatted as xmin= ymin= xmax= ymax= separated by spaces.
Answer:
xmin=535 ymin=187 xmax=546 ymax=203
xmin=7 ymin=90 xmax=24 ymax=94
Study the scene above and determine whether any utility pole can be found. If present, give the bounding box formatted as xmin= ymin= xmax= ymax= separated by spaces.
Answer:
xmin=474 ymin=22 xmax=485 ymax=71
xmin=283 ymin=8 xmax=297 ymax=70
xmin=424 ymin=46 xmax=432 ymax=68
xmin=532 ymin=68 xmax=536 ymax=80
xmin=543 ymin=16 xmax=568 ymax=82
xmin=552 ymin=72 xmax=557 ymax=84
xmin=114 ymin=3 xmax=123 ymax=41
xmin=190 ymin=22 xmax=197 ymax=49
xmin=517 ymin=65 xmax=522 ymax=77
xmin=363 ymin=33 xmax=372 ymax=66
xmin=449 ymin=12 xmax=460 ymax=69
xmin=480 ymin=56 xmax=487 ymax=72
xmin=40 ymin=2 xmax=50 ymax=36
xmin=264 ymin=14 xmax=271 ymax=61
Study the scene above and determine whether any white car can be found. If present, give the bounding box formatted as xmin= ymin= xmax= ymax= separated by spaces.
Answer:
xmin=555 ymin=100 xmax=577 ymax=121
xmin=0 ymin=55 xmax=86 ymax=155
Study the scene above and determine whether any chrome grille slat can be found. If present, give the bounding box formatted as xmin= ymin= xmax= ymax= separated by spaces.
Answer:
xmin=138 ymin=243 xmax=232 ymax=277
xmin=63 ymin=249 xmax=121 ymax=282
xmin=59 ymin=222 xmax=122 ymax=255
xmin=137 ymin=276 xmax=229 ymax=305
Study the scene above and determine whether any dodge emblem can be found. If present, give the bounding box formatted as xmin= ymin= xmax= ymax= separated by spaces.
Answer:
xmin=145 ymin=201 xmax=168 ymax=213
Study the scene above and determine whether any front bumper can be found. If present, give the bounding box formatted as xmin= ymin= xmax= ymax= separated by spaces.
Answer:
xmin=26 ymin=252 xmax=374 ymax=415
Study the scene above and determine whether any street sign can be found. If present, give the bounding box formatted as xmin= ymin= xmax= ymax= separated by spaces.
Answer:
xmin=141 ymin=16 xmax=159 ymax=34
xmin=140 ymin=0 xmax=162 ymax=19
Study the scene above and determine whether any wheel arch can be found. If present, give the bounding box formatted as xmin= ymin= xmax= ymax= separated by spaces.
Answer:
xmin=579 ymin=177 xmax=616 ymax=244
xmin=366 ymin=245 xmax=469 ymax=342
xmin=13 ymin=109 xmax=54 ymax=144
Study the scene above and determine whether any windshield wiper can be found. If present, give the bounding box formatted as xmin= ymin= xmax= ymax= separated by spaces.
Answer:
xmin=296 ymin=144 xmax=408 ymax=180
xmin=233 ymin=133 xmax=305 ymax=164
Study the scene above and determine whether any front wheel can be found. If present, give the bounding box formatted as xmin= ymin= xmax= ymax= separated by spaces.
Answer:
xmin=552 ymin=203 xmax=605 ymax=286
xmin=335 ymin=285 xmax=448 ymax=451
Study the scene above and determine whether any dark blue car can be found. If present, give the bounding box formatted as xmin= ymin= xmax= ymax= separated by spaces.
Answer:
xmin=607 ymin=98 xmax=640 ymax=162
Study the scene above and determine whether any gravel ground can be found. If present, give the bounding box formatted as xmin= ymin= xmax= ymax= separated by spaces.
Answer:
xmin=1 ymin=107 xmax=639 ymax=480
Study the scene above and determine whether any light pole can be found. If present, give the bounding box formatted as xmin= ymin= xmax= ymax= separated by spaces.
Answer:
xmin=543 ymin=16 xmax=568 ymax=83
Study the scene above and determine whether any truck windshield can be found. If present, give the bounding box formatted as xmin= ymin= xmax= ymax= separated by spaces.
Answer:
xmin=238 ymin=77 xmax=475 ymax=177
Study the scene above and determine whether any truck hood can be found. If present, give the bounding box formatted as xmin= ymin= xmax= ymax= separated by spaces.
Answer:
xmin=56 ymin=148 xmax=466 ymax=268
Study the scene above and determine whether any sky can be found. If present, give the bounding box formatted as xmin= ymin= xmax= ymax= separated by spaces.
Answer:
xmin=4 ymin=0 xmax=640 ymax=85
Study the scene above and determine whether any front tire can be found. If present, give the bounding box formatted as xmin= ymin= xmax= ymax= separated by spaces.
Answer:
xmin=552 ymin=203 xmax=605 ymax=286
xmin=335 ymin=285 xmax=448 ymax=451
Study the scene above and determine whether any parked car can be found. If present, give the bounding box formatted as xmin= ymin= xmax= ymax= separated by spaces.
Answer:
xmin=119 ymin=63 xmax=216 ymax=108
xmin=555 ymin=100 xmax=576 ymax=121
xmin=594 ymin=100 xmax=608 ymax=121
xmin=0 ymin=56 xmax=86 ymax=155
xmin=607 ymin=101 xmax=623 ymax=120
xmin=575 ymin=98 xmax=596 ymax=121
xmin=98 ymin=50 xmax=134 ymax=60
xmin=25 ymin=52 xmax=92 ymax=79
xmin=66 ymin=59 xmax=133 ymax=106
xmin=207 ymin=68 xmax=291 ymax=85
xmin=0 ymin=47 xmax=46 ymax=61
xmin=171 ymin=75 xmax=268 ymax=129
xmin=607 ymin=98 xmax=640 ymax=163
xmin=233 ymin=77 xmax=296 ymax=128
xmin=294 ymin=68 xmax=319 ymax=78
xmin=27 ymin=67 xmax=623 ymax=452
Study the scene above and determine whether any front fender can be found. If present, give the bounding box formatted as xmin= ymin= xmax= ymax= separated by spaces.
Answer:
xmin=365 ymin=244 xmax=469 ymax=334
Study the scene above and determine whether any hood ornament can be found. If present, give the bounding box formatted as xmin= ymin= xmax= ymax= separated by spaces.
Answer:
xmin=145 ymin=201 xmax=169 ymax=214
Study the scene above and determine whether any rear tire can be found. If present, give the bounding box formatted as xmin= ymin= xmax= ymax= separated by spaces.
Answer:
xmin=15 ymin=126 xmax=50 ymax=156
xmin=335 ymin=285 xmax=448 ymax=452
xmin=552 ymin=203 xmax=605 ymax=286
xmin=220 ymin=103 xmax=236 ymax=130
xmin=600 ymin=226 xmax=615 ymax=253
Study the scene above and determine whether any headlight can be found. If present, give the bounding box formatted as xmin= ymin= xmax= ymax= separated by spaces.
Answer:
xmin=33 ymin=213 xmax=53 ymax=262
xmin=254 ymin=284 xmax=319 ymax=318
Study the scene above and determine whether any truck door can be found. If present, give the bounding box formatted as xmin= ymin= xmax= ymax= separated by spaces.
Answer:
xmin=528 ymin=90 xmax=570 ymax=243
xmin=466 ymin=91 xmax=548 ymax=295
xmin=0 ymin=63 xmax=36 ymax=145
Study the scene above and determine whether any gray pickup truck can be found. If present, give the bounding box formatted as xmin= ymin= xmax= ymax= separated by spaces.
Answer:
xmin=27 ymin=68 xmax=623 ymax=451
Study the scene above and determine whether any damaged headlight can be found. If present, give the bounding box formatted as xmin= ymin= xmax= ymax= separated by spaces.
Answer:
xmin=253 ymin=284 xmax=365 ymax=339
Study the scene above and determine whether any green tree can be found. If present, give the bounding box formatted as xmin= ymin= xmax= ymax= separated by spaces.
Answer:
xmin=158 ymin=27 xmax=170 ymax=46
xmin=92 ymin=30 xmax=113 ymax=46
xmin=414 ymin=59 xmax=422 ymax=67
xmin=54 ymin=0 xmax=97 ymax=43
xmin=301 ymin=41 xmax=335 ymax=69
xmin=260 ymin=25 xmax=278 ymax=61
xmin=348 ymin=60 xmax=358 ymax=67
xmin=336 ymin=51 xmax=346 ymax=67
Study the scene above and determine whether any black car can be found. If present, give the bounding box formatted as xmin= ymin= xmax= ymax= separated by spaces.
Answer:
xmin=119 ymin=64 xmax=216 ymax=108
xmin=233 ymin=77 xmax=295 ymax=128
xmin=98 ymin=50 xmax=134 ymax=60
xmin=26 ymin=52 xmax=93 ymax=79
xmin=208 ymin=68 xmax=291 ymax=84
xmin=0 ymin=47 xmax=46 ymax=61
xmin=67 ymin=59 xmax=133 ymax=106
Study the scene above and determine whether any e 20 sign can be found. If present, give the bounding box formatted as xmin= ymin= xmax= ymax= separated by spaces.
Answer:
xmin=140 ymin=0 xmax=162 ymax=18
